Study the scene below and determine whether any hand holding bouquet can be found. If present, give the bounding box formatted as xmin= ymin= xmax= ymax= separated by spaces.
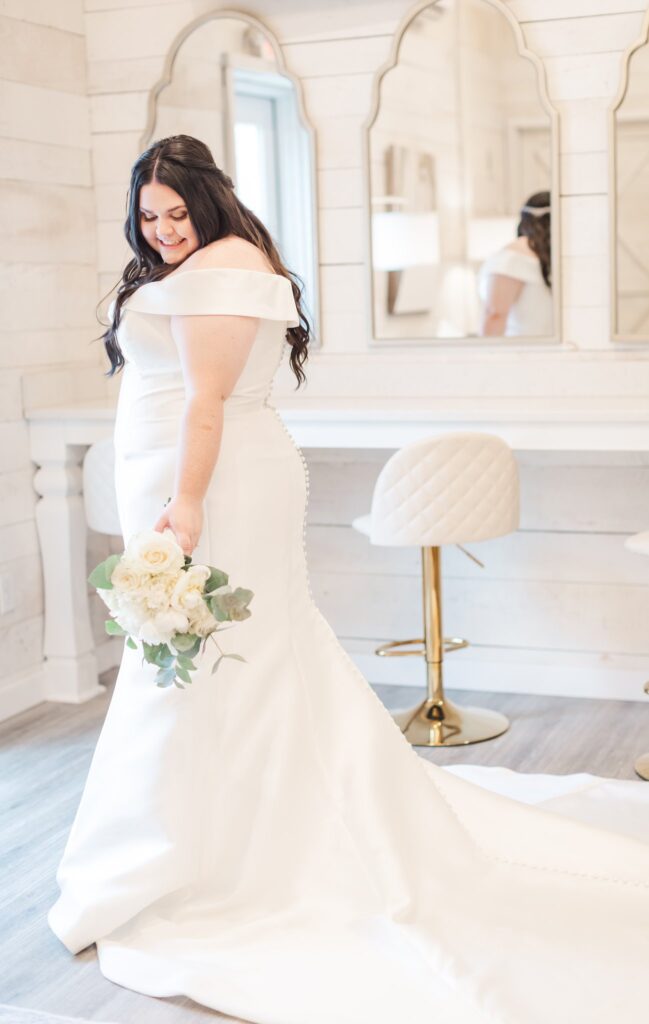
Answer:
xmin=88 ymin=527 xmax=253 ymax=689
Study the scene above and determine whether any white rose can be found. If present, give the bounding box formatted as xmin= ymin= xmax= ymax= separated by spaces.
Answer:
xmin=142 ymin=571 xmax=179 ymax=611
xmin=170 ymin=565 xmax=210 ymax=613
xmin=111 ymin=594 xmax=150 ymax=636
xmin=138 ymin=608 xmax=190 ymax=645
xmin=124 ymin=528 xmax=185 ymax=576
xmin=110 ymin=560 xmax=150 ymax=594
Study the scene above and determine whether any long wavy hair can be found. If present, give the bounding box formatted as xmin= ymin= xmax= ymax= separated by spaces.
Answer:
xmin=517 ymin=190 xmax=551 ymax=289
xmin=98 ymin=134 xmax=311 ymax=388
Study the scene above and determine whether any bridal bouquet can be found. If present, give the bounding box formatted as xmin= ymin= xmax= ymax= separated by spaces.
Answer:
xmin=88 ymin=527 xmax=253 ymax=689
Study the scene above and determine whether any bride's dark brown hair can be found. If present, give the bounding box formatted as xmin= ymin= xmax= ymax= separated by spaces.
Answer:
xmin=517 ymin=190 xmax=551 ymax=289
xmin=98 ymin=134 xmax=311 ymax=388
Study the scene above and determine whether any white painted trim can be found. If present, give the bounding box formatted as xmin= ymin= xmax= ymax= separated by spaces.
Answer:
xmin=0 ymin=639 xmax=120 ymax=724
xmin=0 ymin=665 xmax=44 ymax=724
xmin=349 ymin=641 xmax=649 ymax=702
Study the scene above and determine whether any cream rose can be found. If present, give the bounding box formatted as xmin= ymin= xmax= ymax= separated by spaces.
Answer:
xmin=110 ymin=561 xmax=150 ymax=594
xmin=124 ymin=528 xmax=185 ymax=576
xmin=143 ymin=572 xmax=179 ymax=611
xmin=170 ymin=565 xmax=210 ymax=613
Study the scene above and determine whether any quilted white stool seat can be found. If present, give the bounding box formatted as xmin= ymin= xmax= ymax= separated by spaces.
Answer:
xmin=624 ymin=530 xmax=649 ymax=780
xmin=82 ymin=437 xmax=122 ymax=536
xmin=352 ymin=432 xmax=519 ymax=747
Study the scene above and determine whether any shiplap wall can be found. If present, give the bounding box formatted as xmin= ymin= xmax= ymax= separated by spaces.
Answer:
xmin=4 ymin=0 xmax=649 ymax=717
xmin=0 ymin=1 xmax=111 ymax=714
xmin=81 ymin=0 xmax=649 ymax=701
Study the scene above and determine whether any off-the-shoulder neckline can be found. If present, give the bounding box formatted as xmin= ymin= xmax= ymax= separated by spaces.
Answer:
xmin=499 ymin=247 xmax=539 ymax=262
xmin=135 ymin=266 xmax=282 ymax=289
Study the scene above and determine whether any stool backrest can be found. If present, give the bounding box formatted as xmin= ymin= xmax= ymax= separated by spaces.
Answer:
xmin=82 ymin=437 xmax=122 ymax=536
xmin=369 ymin=431 xmax=519 ymax=546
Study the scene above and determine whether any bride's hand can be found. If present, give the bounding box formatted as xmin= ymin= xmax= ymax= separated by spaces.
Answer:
xmin=152 ymin=495 xmax=203 ymax=557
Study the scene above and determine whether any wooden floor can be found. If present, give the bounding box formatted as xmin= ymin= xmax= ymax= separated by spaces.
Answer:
xmin=2 ymin=669 xmax=648 ymax=1023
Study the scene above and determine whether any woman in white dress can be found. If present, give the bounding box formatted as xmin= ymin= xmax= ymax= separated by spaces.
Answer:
xmin=48 ymin=137 xmax=649 ymax=1024
xmin=478 ymin=191 xmax=553 ymax=338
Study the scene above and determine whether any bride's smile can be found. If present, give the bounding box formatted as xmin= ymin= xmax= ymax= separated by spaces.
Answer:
xmin=139 ymin=179 xmax=201 ymax=263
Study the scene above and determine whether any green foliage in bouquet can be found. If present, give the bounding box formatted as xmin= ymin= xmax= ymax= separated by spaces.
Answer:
xmin=88 ymin=549 xmax=253 ymax=690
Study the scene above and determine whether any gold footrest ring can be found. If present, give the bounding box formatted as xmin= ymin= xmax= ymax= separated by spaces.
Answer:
xmin=375 ymin=637 xmax=469 ymax=657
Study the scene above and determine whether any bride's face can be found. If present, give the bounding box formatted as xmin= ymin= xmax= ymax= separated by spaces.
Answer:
xmin=138 ymin=180 xmax=200 ymax=264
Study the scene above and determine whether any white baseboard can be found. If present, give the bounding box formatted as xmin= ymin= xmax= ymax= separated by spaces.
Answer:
xmin=0 ymin=665 xmax=45 ymax=724
xmin=346 ymin=639 xmax=649 ymax=702
xmin=2 ymin=640 xmax=647 ymax=726
xmin=0 ymin=640 xmax=122 ymax=725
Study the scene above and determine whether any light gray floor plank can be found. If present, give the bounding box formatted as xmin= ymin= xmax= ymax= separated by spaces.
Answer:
xmin=2 ymin=669 xmax=648 ymax=1022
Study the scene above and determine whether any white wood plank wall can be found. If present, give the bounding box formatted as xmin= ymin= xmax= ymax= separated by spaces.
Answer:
xmin=4 ymin=0 xmax=649 ymax=717
xmin=0 ymin=1 xmax=111 ymax=719
xmin=305 ymin=448 xmax=649 ymax=700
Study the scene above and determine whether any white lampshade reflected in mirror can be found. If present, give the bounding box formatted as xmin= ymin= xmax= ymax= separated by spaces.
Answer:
xmin=371 ymin=212 xmax=440 ymax=270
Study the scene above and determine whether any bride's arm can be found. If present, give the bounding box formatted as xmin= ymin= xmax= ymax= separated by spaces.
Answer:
xmin=152 ymin=311 xmax=258 ymax=554
xmin=480 ymin=273 xmax=524 ymax=336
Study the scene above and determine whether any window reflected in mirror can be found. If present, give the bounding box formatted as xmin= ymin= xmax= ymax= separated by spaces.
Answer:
xmin=367 ymin=0 xmax=557 ymax=343
xmin=143 ymin=15 xmax=319 ymax=335
xmin=613 ymin=29 xmax=649 ymax=341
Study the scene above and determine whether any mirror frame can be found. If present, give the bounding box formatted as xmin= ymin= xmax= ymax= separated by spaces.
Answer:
xmin=609 ymin=5 xmax=649 ymax=345
xmin=139 ymin=8 xmax=322 ymax=347
xmin=363 ymin=0 xmax=562 ymax=348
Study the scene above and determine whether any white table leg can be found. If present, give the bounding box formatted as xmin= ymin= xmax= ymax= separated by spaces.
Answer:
xmin=31 ymin=433 xmax=106 ymax=703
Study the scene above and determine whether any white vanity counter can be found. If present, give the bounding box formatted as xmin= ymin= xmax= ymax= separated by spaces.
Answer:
xmin=27 ymin=393 xmax=649 ymax=452
xmin=25 ymin=392 xmax=649 ymax=709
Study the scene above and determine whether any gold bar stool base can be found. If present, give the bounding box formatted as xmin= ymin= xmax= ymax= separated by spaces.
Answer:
xmin=635 ymin=753 xmax=649 ymax=781
xmin=392 ymin=696 xmax=509 ymax=747
xmin=382 ymin=546 xmax=510 ymax=747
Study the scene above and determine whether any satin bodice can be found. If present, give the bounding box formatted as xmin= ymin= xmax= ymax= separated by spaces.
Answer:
xmin=109 ymin=266 xmax=300 ymax=456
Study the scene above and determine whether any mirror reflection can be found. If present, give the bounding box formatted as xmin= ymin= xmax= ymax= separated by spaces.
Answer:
xmin=144 ymin=14 xmax=318 ymax=334
xmin=368 ymin=0 xmax=556 ymax=342
xmin=613 ymin=35 xmax=649 ymax=340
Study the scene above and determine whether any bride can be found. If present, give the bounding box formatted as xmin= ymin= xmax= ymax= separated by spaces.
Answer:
xmin=48 ymin=135 xmax=649 ymax=1024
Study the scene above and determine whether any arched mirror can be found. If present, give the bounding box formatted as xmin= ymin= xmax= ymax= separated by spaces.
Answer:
xmin=141 ymin=11 xmax=319 ymax=340
xmin=612 ymin=13 xmax=649 ymax=342
xmin=366 ymin=0 xmax=559 ymax=344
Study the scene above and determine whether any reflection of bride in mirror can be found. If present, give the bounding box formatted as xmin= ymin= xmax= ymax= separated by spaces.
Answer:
xmin=477 ymin=191 xmax=552 ymax=337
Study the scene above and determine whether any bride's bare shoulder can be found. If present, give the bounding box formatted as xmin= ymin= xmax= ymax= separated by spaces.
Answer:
xmin=184 ymin=236 xmax=274 ymax=274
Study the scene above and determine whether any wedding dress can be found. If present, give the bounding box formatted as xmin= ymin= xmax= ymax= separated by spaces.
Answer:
xmin=48 ymin=266 xmax=649 ymax=1024
xmin=477 ymin=246 xmax=553 ymax=336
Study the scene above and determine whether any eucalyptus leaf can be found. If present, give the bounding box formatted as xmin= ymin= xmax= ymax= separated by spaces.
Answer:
xmin=126 ymin=636 xmax=137 ymax=649
xmin=171 ymin=633 xmax=200 ymax=653
xmin=224 ymin=653 xmax=247 ymax=663
xmin=210 ymin=587 xmax=254 ymax=622
xmin=143 ymin=641 xmax=166 ymax=659
xmin=143 ymin=647 xmax=174 ymax=670
xmin=105 ymin=618 xmax=127 ymax=636
xmin=155 ymin=665 xmax=176 ymax=686
xmin=88 ymin=553 xmax=121 ymax=590
xmin=204 ymin=567 xmax=229 ymax=593
xmin=206 ymin=596 xmax=229 ymax=622
xmin=211 ymin=655 xmax=223 ymax=675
